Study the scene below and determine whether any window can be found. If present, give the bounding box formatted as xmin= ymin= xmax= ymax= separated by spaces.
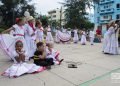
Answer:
xmin=103 ymin=16 xmax=108 ymax=19
xmin=101 ymin=10 xmax=105 ymax=12
xmin=109 ymin=15 xmax=112 ymax=20
xmin=104 ymin=5 xmax=108 ymax=9
xmin=53 ymin=15 xmax=56 ymax=18
xmin=116 ymin=14 xmax=120 ymax=19
xmin=52 ymin=11 xmax=56 ymax=13
xmin=117 ymin=4 xmax=120 ymax=8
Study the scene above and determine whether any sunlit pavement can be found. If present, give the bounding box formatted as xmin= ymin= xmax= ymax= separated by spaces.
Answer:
xmin=0 ymin=42 xmax=120 ymax=86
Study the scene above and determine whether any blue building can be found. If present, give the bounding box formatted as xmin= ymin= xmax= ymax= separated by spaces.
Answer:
xmin=94 ymin=0 xmax=120 ymax=35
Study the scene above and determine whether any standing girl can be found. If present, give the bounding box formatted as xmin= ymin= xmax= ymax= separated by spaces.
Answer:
xmin=103 ymin=21 xmax=119 ymax=55
xmin=24 ymin=16 xmax=36 ymax=58
xmin=80 ymin=30 xmax=87 ymax=45
xmin=73 ymin=29 xmax=79 ymax=43
xmin=1 ymin=18 xmax=28 ymax=60
xmin=46 ymin=25 xmax=54 ymax=43
xmin=35 ymin=20 xmax=44 ymax=42
xmin=89 ymin=30 xmax=95 ymax=45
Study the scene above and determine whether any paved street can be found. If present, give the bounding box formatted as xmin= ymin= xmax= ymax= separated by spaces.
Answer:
xmin=0 ymin=43 xmax=120 ymax=86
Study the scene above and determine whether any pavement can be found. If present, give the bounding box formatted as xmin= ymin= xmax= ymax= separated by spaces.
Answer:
xmin=0 ymin=42 xmax=120 ymax=86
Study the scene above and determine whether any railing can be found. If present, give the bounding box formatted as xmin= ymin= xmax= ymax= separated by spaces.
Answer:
xmin=100 ymin=17 xmax=111 ymax=21
xmin=100 ymin=0 xmax=114 ymax=4
xmin=100 ymin=20 xmax=110 ymax=24
xmin=100 ymin=8 xmax=114 ymax=14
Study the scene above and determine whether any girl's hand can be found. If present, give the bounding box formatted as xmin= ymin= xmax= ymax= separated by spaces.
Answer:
xmin=39 ymin=55 xmax=42 ymax=58
xmin=16 ymin=50 xmax=20 ymax=54
xmin=39 ymin=55 xmax=45 ymax=59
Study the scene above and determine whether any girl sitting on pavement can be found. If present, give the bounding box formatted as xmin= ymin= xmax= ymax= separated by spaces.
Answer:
xmin=46 ymin=42 xmax=64 ymax=65
xmin=2 ymin=40 xmax=44 ymax=78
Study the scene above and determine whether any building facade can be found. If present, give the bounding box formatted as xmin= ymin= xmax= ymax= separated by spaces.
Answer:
xmin=48 ymin=8 xmax=65 ymax=26
xmin=94 ymin=0 xmax=120 ymax=35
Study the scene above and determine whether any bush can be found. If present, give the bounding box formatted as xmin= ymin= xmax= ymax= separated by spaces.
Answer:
xmin=0 ymin=28 xmax=4 ymax=33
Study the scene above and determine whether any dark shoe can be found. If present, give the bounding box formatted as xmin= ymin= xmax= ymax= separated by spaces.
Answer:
xmin=59 ymin=59 xmax=64 ymax=65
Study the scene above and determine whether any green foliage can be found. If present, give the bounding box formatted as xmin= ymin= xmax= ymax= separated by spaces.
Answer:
xmin=62 ymin=0 xmax=93 ymax=29
xmin=61 ymin=0 xmax=99 ymax=30
xmin=84 ymin=20 xmax=94 ymax=29
xmin=0 ymin=0 xmax=36 ymax=27
xmin=38 ymin=15 xmax=49 ymax=28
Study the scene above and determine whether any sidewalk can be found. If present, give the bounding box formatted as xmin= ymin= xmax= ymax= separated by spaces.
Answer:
xmin=0 ymin=43 xmax=120 ymax=86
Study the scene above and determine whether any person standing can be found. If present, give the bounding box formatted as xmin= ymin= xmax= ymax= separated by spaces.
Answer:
xmin=96 ymin=28 xmax=102 ymax=42
xmin=89 ymin=30 xmax=95 ymax=45
xmin=73 ymin=29 xmax=79 ymax=43
xmin=55 ymin=28 xmax=60 ymax=43
xmin=1 ymin=18 xmax=28 ymax=60
xmin=24 ymin=16 xmax=36 ymax=58
xmin=80 ymin=30 xmax=87 ymax=45
xmin=35 ymin=20 xmax=44 ymax=42
xmin=115 ymin=20 xmax=120 ymax=48
xmin=103 ymin=21 xmax=119 ymax=55
xmin=46 ymin=25 xmax=54 ymax=43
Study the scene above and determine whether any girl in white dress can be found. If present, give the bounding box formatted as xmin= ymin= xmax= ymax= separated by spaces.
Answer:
xmin=67 ymin=29 xmax=72 ymax=44
xmin=1 ymin=41 xmax=44 ymax=78
xmin=1 ymin=18 xmax=28 ymax=60
xmin=81 ymin=31 xmax=87 ymax=45
xmin=89 ymin=30 xmax=95 ymax=45
xmin=46 ymin=25 xmax=54 ymax=43
xmin=115 ymin=20 xmax=120 ymax=51
xmin=24 ymin=16 xmax=36 ymax=58
xmin=73 ymin=29 xmax=79 ymax=43
xmin=103 ymin=21 xmax=119 ymax=55
xmin=55 ymin=29 xmax=60 ymax=43
xmin=46 ymin=42 xmax=64 ymax=65
xmin=35 ymin=21 xmax=44 ymax=42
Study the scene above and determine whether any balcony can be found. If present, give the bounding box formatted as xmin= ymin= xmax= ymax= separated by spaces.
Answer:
xmin=100 ymin=8 xmax=114 ymax=15
xmin=100 ymin=0 xmax=114 ymax=5
xmin=100 ymin=20 xmax=110 ymax=24
xmin=100 ymin=17 xmax=111 ymax=21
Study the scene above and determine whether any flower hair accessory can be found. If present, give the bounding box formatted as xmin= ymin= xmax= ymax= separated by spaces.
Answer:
xmin=16 ymin=18 xmax=20 ymax=23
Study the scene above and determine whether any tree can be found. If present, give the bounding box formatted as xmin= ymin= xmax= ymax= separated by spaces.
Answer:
xmin=84 ymin=20 xmax=94 ymax=29
xmin=62 ymin=0 xmax=90 ymax=29
xmin=0 ymin=0 xmax=36 ymax=26
xmin=38 ymin=15 xmax=49 ymax=28
xmin=61 ymin=0 xmax=99 ymax=29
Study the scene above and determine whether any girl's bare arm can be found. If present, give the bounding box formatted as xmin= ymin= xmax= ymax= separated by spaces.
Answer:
xmin=2 ymin=27 xmax=14 ymax=34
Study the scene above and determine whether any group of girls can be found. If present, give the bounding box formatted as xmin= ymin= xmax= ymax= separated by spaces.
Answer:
xmin=0 ymin=16 xmax=63 ymax=78
xmin=55 ymin=28 xmax=88 ymax=44
xmin=58 ymin=28 xmax=94 ymax=45
xmin=103 ymin=20 xmax=120 ymax=55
